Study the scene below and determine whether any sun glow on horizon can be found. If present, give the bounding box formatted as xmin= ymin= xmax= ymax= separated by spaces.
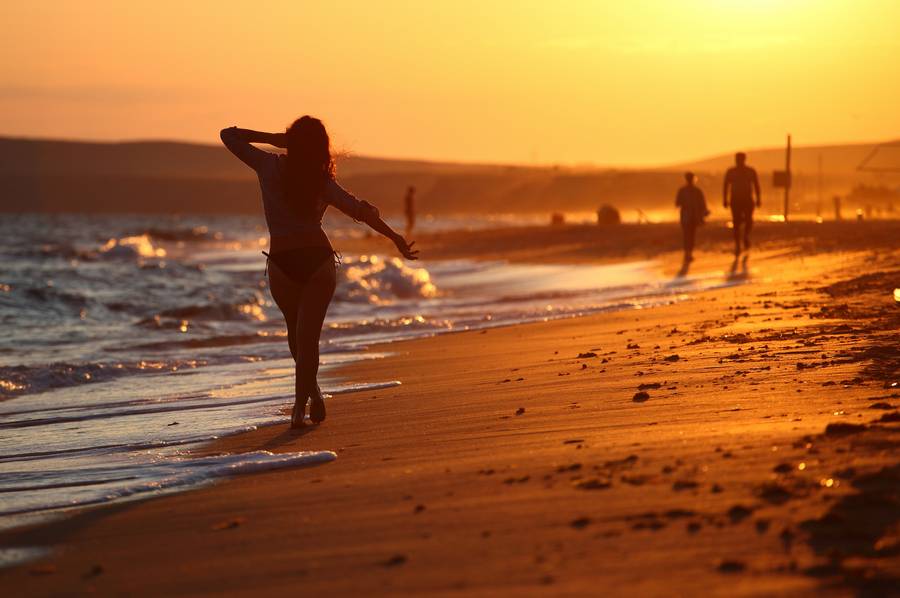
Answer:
xmin=1 ymin=0 xmax=898 ymax=166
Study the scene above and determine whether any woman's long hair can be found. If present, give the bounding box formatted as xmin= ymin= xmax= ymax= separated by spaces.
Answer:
xmin=284 ymin=116 xmax=335 ymax=219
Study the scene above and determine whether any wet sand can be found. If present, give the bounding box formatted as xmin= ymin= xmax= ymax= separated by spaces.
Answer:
xmin=1 ymin=223 xmax=898 ymax=596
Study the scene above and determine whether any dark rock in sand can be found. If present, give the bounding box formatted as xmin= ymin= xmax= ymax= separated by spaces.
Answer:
xmin=868 ymin=402 xmax=895 ymax=410
xmin=381 ymin=554 xmax=407 ymax=567
xmin=773 ymin=463 xmax=793 ymax=474
xmin=515 ymin=407 xmax=525 ymax=415
xmin=824 ymin=422 xmax=868 ymax=436
xmin=755 ymin=482 xmax=795 ymax=505
xmin=727 ymin=505 xmax=754 ymax=523
xmin=577 ymin=352 xmax=598 ymax=358
xmin=638 ymin=382 xmax=662 ymax=390
xmin=717 ymin=560 xmax=746 ymax=573
xmin=632 ymin=391 xmax=650 ymax=403
xmin=570 ymin=517 xmax=591 ymax=529
xmin=672 ymin=480 xmax=699 ymax=491
xmin=575 ymin=478 xmax=612 ymax=490
xmin=664 ymin=354 xmax=680 ymax=362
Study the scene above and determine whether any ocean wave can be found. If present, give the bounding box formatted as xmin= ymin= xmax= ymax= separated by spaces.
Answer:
xmin=97 ymin=234 xmax=166 ymax=260
xmin=142 ymin=226 xmax=221 ymax=243
xmin=0 ymin=450 xmax=336 ymax=518
xmin=336 ymin=255 xmax=437 ymax=303
xmin=136 ymin=295 xmax=268 ymax=330
xmin=0 ymin=360 xmax=207 ymax=399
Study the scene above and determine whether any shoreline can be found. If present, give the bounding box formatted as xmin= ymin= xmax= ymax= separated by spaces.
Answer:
xmin=2 ymin=243 xmax=898 ymax=595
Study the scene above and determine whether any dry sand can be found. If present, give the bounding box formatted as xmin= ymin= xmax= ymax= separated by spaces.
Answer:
xmin=1 ymin=223 xmax=898 ymax=596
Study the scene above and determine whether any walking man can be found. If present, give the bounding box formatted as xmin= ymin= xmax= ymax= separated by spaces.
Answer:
xmin=676 ymin=171 xmax=709 ymax=265
xmin=723 ymin=152 xmax=761 ymax=255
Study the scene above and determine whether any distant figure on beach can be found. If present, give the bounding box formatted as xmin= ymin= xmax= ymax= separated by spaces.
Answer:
xmin=404 ymin=186 xmax=417 ymax=236
xmin=723 ymin=152 xmax=761 ymax=255
xmin=675 ymin=171 xmax=709 ymax=265
xmin=221 ymin=117 xmax=418 ymax=429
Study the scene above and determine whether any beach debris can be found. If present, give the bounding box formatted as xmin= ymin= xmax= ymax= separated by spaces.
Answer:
xmin=824 ymin=422 xmax=867 ymax=436
xmin=212 ymin=517 xmax=245 ymax=531
xmin=380 ymin=554 xmax=407 ymax=567
xmin=755 ymin=519 xmax=771 ymax=534
xmin=717 ymin=560 xmax=746 ymax=573
xmin=627 ymin=343 xmax=640 ymax=349
xmin=727 ymin=505 xmax=754 ymax=523
xmin=562 ymin=439 xmax=584 ymax=445
xmin=574 ymin=478 xmax=611 ymax=490
xmin=638 ymin=382 xmax=662 ymax=390
xmin=632 ymin=391 xmax=650 ymax=403
xmin=515 ymin=407 xmax=525 ymax=416
xmin=672 ymin=480 xmax=699 ymax=491
xmin=755 ymin=482 xmax=794 ymax=505
xmin=577 ymin=352 xmax=597 ymax=358
xmin=167 ymin=421 xmax=179 ymax=426
xmin=686 ymin=521 xmax=702 ymax=534
xmin=710 ymin=484 xmax=724 ymax=493
xmin=414 ymin=504 xmax=426 ymax=514
xmin=773 ymin=463 xmax=792 ymax=473
xmin=570 ymin=517 xmax=591 ymax=529
xmin=556 ymin=463 xmax=582 ymax=473
xmin=503 ymin=476 xmax=530 ymax=484
xmin=664 ymin=354 xmax=680 ymax=362
xmin=83 ymin=564 xmax=104 ymax=579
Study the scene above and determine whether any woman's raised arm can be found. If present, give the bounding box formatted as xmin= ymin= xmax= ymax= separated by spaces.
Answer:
xmin=219 ymin=127 xmax=286 ymax=171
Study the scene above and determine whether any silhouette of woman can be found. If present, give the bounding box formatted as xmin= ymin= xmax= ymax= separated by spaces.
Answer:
xmin=221 ymin=117 xmax=418 ymax=428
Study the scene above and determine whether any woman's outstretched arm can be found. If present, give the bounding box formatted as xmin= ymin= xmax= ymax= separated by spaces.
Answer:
xmin=363 ymin=211 xmax=419 ymax=260
xmin=219 ymin=126 xmax=286 ymax=170
xmin=326 ymin=181 xmax=419 ymax=260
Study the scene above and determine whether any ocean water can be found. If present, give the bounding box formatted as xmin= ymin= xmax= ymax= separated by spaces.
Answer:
xmin=0 ymin=213 xmax=738 ymax=535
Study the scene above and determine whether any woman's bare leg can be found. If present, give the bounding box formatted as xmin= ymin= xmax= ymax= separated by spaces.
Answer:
xmin=267 ymin=263 xmax=304 ymax=422
xmin=296 ymin=260 xmax=336 ymax=422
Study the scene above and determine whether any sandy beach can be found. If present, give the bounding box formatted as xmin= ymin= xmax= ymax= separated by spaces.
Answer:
xmin=2 ymin=222 xmax=897 ymax=597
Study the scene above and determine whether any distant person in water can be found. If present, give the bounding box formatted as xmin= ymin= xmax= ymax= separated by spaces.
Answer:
xmin=675 ymin=171 xmax=709 ymax=264
xmin=723 ymin=152 xmax=761 ymax=255
xmin=404 ymin=185 xmax=416 ymax=237
xmin=221 ymin=117 xmax=418 ymax=429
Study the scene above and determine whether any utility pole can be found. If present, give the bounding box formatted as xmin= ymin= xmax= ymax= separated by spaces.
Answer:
xmin=816 ymin=153 xmax=823 ymax=218
xmin=784 ymin=134 xmax=792 ymax=222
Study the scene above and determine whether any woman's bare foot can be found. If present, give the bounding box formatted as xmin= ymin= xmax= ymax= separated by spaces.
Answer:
xmin=290 ymin=401 xmax=306 ymax=429
xmin=310 ymin=385 xmax=326 ymax=424
xmin=309 ymin=397 xmax=326 ymax=423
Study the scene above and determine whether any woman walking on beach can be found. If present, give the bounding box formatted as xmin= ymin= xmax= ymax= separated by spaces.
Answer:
xmin=221 ymin=117 xmax=418 ymax=428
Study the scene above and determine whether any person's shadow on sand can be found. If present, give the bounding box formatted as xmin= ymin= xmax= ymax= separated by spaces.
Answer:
xmin=728 ymin=254 xmax=750 ymax=282
xmin=260 ymin=424 xmax=317 ymax=451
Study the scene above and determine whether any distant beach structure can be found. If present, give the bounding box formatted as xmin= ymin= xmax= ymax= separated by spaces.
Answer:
xmin=597 ymin=204 xmax=621 ymax=225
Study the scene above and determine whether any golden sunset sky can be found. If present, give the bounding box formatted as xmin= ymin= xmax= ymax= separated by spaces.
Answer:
xmin=2 ymin=1 xmax=898 ymax=166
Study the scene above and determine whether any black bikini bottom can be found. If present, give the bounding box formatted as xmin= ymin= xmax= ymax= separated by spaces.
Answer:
xmin=264 ymin=247 xmax=336 ymax=287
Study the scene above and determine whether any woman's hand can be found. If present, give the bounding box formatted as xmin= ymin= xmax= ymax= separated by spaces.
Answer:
xmin=393 ymin=235 xmax=419 ymax=260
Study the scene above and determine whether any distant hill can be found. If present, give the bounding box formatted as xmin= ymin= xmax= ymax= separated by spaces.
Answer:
xmin=1 ymin=136 xmax=896 ymax=216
